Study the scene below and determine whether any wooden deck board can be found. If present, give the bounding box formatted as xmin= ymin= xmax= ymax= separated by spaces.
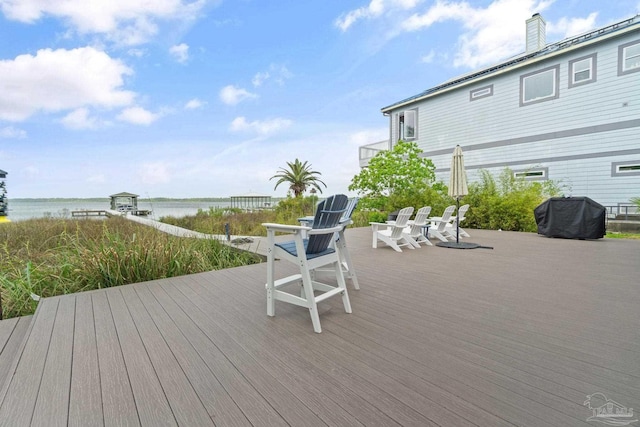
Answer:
xmin=0 ymin=316 xmax=32 ymax=389
xmin=149 ymin=280 xmax=288 ymax=427
xmin=131 ymin=284 xmax=251 ymax=426
xmin=159 ymin=279 xmax=329 ymax=427
xmin=0 ymin=299 xmax=58 ymax=426
xmin=92 ymin=291 xmax=140 ymax=426
xmin=106 ymin=288 xmax=178 ymax=426
xmin=31 ymin=296 xmax=74 ymax=426
xmin=69 ymin=293 xmax=103 ymax=427
xmin=119 ymin=286 xmax=214 ymax=426
xmin=0 ymin=228 xmax=638 ymax=426
xmin=205 ymin=265 xmax=565 ymax=426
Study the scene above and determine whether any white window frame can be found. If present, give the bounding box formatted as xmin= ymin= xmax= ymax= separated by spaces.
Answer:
xmin=520 ymin=65 xmax=560 ymax=106
xmin=513 ymin=168 xmax=548 ymax=181
xmin=398 ymin=109 xmax=417 ymax=141
xmin=568 ymin=54 xmax=596 ymax=88
xmin=618 ymin=39 xmax=640 ymax=76
xmin=612 ymin=161 xmax=640 ymax=176
xmin=469 ymin=85 xmax=493 ymax=101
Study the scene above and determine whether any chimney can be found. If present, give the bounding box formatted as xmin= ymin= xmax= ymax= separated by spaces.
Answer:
xmin=526 ymin=13 xmax=546 ymax=53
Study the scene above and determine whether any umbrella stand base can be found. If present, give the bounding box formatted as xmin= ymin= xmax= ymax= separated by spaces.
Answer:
xmin=436 ymin=241 xmax=484 ymax=249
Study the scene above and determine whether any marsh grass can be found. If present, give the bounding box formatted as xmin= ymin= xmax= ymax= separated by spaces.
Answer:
xmin=161 ymin=197 xmax=319 ymax=236
xmin=0 ymin=217 xmax=261 ymax=318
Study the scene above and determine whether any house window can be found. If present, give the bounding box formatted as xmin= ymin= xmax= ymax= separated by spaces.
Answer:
xmin=612 ymin=161 xmax=640 ymax=176
xmin=514 ymin=168 xmax=547 ymax=181
xmin=469 ymin=85 xmax=493 ymax=101
xmin=569 ymin=54 xmax=596 ymax=88
xmin=398 ymin=109 xmax=417 ymax=140
xmin=618 ymin=39 xmax=640 ymax=75
xmin=520 ymin=65 xmax=559 ymax=106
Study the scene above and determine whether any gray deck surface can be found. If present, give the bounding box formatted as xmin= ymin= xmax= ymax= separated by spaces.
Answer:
xmin=0 ymin=228 xmax=637 ymax=426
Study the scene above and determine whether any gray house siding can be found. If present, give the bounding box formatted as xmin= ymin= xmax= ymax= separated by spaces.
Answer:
xmin=382 ymin=16 xmax=640 ymax=207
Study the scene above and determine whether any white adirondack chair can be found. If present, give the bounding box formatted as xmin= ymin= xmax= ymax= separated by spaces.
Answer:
xmin=370 ymin=207 xmax=416 ymax=252
xmin=263 ymin=194 xmax=351 ymax=333
xmin=403 ymin=206 xmax=433 ymax=247
xmin=428 ymin=205 xmax=457 ymax=242
xmin=445 ymin=204 xmax=470 ymax=238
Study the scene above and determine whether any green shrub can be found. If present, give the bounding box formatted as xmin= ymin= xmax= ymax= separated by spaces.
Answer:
xmin=352 ymin=167 xmax=562 ymax=232
xmin=464 ymin=168 xmax=562 ymax=231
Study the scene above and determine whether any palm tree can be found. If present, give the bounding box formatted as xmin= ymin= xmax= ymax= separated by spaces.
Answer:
xmin=270 ymin=159 xmax=327 ymax=197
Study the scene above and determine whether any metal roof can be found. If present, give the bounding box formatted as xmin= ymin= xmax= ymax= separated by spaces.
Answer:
xmin=109 ymin=192 xmax=139 ymax=198
xmin=381 ymin=14 xmax=640 ymax=113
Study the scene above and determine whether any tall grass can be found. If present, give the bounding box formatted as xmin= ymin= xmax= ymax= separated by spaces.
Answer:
xmin=0 ymin=217 xmax=261 ymax=318
xmin=161 ymin=196 xmax=319 ymax=236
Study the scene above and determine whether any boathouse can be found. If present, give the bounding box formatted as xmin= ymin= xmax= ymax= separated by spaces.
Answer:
xmin=109 ymin=192 xmax=139 ymax=212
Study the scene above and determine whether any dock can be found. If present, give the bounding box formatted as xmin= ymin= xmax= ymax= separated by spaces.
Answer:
xmin=71 ymin=209 xmax=152 ymax=218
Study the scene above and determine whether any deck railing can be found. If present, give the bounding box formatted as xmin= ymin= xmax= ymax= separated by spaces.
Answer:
xmin=604 ymin=204 xmax=638 ymax=220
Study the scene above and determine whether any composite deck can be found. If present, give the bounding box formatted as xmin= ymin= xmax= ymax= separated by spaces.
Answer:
xmin=0 ymin=228 xmax=638 ymax=426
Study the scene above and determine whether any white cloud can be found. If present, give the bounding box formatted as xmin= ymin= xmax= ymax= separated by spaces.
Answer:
xmin=229 ymin=116 xmax=292 ymax=135
xmin=0 ymin=0 xmax=208 ymax=46
xmin=127 ymin=48 xmax=146 ymax=57
xmin=335 ymin=0 xmax=387 ymax=32
xmin=0 ymin=47 xmax=135 ymax=122
xmin=252 ymin=71 xmax=270 ymax=87
xmin=252 ymin=64 xmax=293 ymax=87
xmin=138 ymin=161 xmax=170 ymax=184
xmin=420 ymin=49 xmax=436 ymax=63
xmin=334 ymin=0 xmax=419 ymax=31
xmin=401 ymin=0 xmax=556 ymax=68
xmin=547 ymin=12 xmax=599 ymax=38
xmin=61 ymin=108 xmax=105 ymax=130
xmin=169 ymin=43 xmax=189 ymax=63
xmin=219 ymin=85 xmax=258 ymax=106
xmin=0 ymin=126 xmax=27 ymax=139
xmin=346 ymin=128 xmax=388 ymax=146
xmin=116 ymin=106 xmax=160 ymax=125
xmin=184 ymin=98 xmax=205 ymax=110
xmin=335 ymin=0 xmax=603 ymax=69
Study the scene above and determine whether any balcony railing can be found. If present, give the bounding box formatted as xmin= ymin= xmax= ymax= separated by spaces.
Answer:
xmin=359 ymin=140 xmax=389 ymax=167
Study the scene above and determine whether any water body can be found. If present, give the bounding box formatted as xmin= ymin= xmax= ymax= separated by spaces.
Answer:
xmin=5 ymin=199 xmax=232 ymax=222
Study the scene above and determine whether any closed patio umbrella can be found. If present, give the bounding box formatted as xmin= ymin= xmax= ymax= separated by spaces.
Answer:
xmin=448 ymin=145 xmax=468 ymax=201
xmin=437 ymin=145 xmax=482 ymax=249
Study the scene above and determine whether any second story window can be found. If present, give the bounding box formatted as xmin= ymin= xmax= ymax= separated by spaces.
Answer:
xmin=398 ymin=109 xmax=417 ymax=140
xmin=569 ymin=54 xmax=596 ymax=87
xmin=618 ymin=39 xmax=640 ymax=75
xmin=520 ymin=65 xmax=559 ymax=106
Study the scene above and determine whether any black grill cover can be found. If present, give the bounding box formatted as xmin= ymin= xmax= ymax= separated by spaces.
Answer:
xmin=534 ymin=197 xmax=606 ymax=239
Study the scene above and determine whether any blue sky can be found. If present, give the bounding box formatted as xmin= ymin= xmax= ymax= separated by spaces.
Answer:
xmin=1 ymin=0 xmax=638 ymax=198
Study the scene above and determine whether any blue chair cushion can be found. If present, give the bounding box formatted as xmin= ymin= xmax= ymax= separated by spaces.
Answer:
xmin=275 ymin=240 xmax=336 ymax=260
